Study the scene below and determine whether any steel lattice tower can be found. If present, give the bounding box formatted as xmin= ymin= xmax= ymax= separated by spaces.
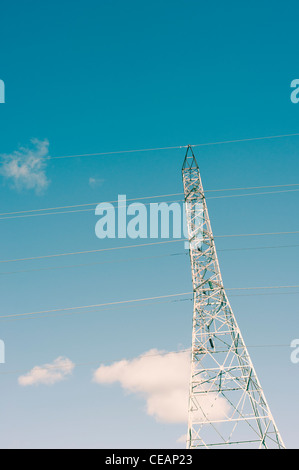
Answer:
xmin=182 ymin=145 xmax=285 ymax=449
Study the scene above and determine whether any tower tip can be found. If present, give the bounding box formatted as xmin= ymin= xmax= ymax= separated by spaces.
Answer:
xmin=182 ymin=145 xmax=199 ymax=171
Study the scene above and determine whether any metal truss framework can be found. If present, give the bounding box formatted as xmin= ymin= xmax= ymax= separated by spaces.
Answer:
xmin=182 ymin=146 xmax=285 ymax=449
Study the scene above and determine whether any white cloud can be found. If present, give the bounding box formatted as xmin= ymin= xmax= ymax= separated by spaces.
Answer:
xmin=18 ymin=357 xmax=75 ymax=386
xmin=176 ymin=433 xmax=187 ymax=444
xmin=92 ymin=349 xmax=229 ymax=424
xmin=0 ymin=138 xmax=50 ymax=194
xmin=88 ymin=177 xmax=104 ymax=189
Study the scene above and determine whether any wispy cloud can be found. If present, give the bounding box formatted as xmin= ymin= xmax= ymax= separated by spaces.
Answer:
xmin=93 ymin=349 xmax=229 ymax=424
xmin=18 ymin=357 xmax=75 ymax=386
xmin=88 ymin=177 xmax=104 ymax=189
xmin=0 ymin=138 xmax=50 ymax=194
xmin=176 ymin=433 xmax=188 ymax=444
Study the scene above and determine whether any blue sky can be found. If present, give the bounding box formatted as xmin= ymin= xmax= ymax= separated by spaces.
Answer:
xmin=0 ymin=0 xmax=298 ymax=448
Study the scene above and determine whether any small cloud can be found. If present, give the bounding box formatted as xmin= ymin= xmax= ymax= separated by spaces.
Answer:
xmin=0 ymin=138 xmax=50 ymax=194
xmin=176 ymin=433 xmax=187 ymax=444
xmin=88 ymin=177 xmax=104 ymax=189
xmin=18 ymin=356 xmax=74 ymax=386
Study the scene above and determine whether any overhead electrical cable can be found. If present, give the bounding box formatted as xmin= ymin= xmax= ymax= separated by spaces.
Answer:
xmin=0 ymin=231 xmax=298 ymax=265
xmin=1 ymin=184 xmax=299 ymax=220
xmin=37 ymin=132 xmax=299 ymax=161
xmin=0 ymin=342 xmax=292 ymax=376
xmin=0 ymin=243 xmax=298 ymax=277
xmin=0 ymin=285 xmax=299 ymax=320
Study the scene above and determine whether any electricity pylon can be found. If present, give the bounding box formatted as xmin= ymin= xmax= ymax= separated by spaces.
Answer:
xmin=182 ymin=145 xmax=285 ymax=449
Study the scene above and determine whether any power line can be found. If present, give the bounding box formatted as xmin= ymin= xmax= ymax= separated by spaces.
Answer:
xmin=215 ymin=230 xmax=299 ymax=239
xmin=42 ymin=132 xmax=299 ymax=160
xmin=1 ymin=231 xmax=299 ymax=265
xmin=1 ymin=297 xmax=193 ymax=323
xmin=208 ymin=188 xmax=299 ymax=200
xmin=229 ymin=291 xmax=299 ymax=298
xmin=0 ymin=292 xmax=193 ymax=319
xmin=206 ymin=183 xmax=299 ymax=193
xmin=0 ymin=239 xmax=186 ymax=264
xmin=1 ymin=291 xmax=298 ymax=323
xmin=1 ymin=285 xmax=298 ymax=320
xmin=49 ymin=145 xmax=185 ymax=160
xmin=0 ymin=252 xmax=187 ymax=276
xmin=1 ymin=188 xmax=298 ymax=221
xmin=0 ymin=243 xmax=298 ymax=277
xmin=1 ymin=184 xmax=299 ymax=220
xmin=192 ymin=133 xmax=299 ymax=148
xmin=0 ymin=291 xmax=297 ymax=323
xmin=218 ymin=243 xmax=299 ymax=252
xmin=0 ymin=342 xmax=292 ymax=376
xmin=227 ymin=285 xmax=299 ymax=291
xmin=0 ymin=349 xmax=194 ymax=376
xmin=0 ymin=193 xmax=182 ymax=217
